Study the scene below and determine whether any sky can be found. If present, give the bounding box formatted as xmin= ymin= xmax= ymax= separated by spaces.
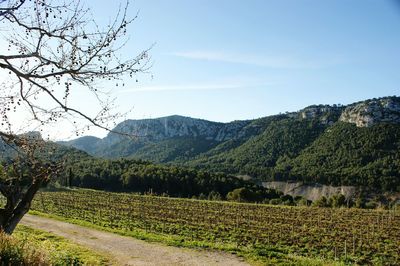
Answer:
xmin=111 ymin=0 xmax=400 ymax=122
xmin=3 ymin=0 xmax=400 ymax=139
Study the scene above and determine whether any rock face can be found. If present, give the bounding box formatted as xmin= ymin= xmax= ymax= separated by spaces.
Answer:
xmin=61 ymin=115 xmax=253 ymax=157
xmin=104 ymin=115 xmax=251 ymax=145
xmin=262 ymin=181 xmax=356 ymax=201
xmin=297 ymin=105 xmax=343 ymax=125
xmin=340 ymin=97 xmax=400 ymax=127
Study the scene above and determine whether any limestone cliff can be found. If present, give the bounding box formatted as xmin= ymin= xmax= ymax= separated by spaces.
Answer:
xmin=262 ymin=181 xmax=356 ymax=201
xmin=339 ymin=97 xmax=400 ymax=127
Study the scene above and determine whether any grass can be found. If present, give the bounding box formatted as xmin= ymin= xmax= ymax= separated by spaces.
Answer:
xmin=14 ymin=224 xmax=112 ymax=265
xmin=0 ymin=231 xmax=48 ymax=265
xmin=29 ymin=210 xmax=342 ymax=266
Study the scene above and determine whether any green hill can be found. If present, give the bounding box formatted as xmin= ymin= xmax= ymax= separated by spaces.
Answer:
xmin=274 ymin=122 xmax=400 ymax=191
xmin=59 ymin=96 xmax=400 ymax=191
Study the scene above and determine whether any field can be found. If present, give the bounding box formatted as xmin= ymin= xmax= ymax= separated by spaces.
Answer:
xmin=30 ymin=189 xmax=400 ymax=265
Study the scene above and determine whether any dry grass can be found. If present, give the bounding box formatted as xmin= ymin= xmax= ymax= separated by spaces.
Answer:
xmin=0 ymin=231 xmax=49 ymax=265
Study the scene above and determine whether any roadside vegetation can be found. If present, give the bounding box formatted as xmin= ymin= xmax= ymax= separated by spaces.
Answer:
xmin=0 ymin=224 xmax=110 ymax=265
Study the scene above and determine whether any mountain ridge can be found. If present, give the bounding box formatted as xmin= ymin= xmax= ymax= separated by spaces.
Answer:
xmin=60 ymin=96 xmax=400 ymax=191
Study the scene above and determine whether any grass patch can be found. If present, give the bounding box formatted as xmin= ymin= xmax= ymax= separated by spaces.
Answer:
xmin=29 ymin=210 xmax=341 ymax=265
xmin=0 ymin=231 xmax=48 ymax=265
xmin=14 ymin=224 xmax=111 ymax=265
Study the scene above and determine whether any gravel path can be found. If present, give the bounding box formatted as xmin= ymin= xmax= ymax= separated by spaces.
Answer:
xmin=21 ymin=214 xmax=250 ymax=266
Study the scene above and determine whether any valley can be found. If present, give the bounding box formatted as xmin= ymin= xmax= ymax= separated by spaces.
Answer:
xmin=1 ymin=0 xmax=399 ymax=265
xmin=60 ymin=96 xmax=400 ymax=201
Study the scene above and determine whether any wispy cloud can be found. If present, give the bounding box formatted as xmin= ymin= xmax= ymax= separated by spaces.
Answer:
xmin=170 ymin=50 xmax=340 ymax=69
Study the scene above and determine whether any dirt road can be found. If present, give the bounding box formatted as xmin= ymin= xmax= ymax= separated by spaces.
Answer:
xmin=21 ymin=214 xmax=250 ymax=266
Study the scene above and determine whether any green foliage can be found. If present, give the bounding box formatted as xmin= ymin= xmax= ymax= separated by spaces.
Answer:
xmin=132 ymin=137 xmax=220 ymax=163
xmin=188 ymin=118 xmax=328 ymax=178
xmin=207 ymin=190 xmax=222 ymax=201
xmin=365 ymin=201 xmax=379 ymax=209
xmin=191 ymin=120 xmax=400 ymax=192
xmin=13 ymin=225 xmax=110 ymax=265
xmin=30 ymin=190 xmax=400 ymax=265
xmin=276 ymin=122 xmax=400 ymax=191
xmin=61 ymin=157 xmax=280 ymax=202
xmin=0 ymin=231 xmax=47 ymax=265
xmin=269 ymin=198 xmax=282 ymax=205
xmin=5 ymin=98 xmax=400 ymax=193
xmin=312 ymin=194 xmax=349 ymax=208
xmin=355 ymin=196 xmax=366 ymax=208
xmin=329 ymin=194 xmax=347 ymax=208
xmin=227 ymin=187 xmax=255 ymax=202
xmin=0 ymin=225 xmax=109 ymax=265
xmin=296 ymin=197 xmax=311 ymax=207
xmin=312 ymin=196 xmax=329 ymax=207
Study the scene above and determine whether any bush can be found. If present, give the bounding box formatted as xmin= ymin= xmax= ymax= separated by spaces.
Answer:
xmin=0 ymin=232 xmax=48 ymax=265
xmin=312 ymin=196 xmax=330 ymax=207
xmin=280 ymin=194 xmax=294 ymax=206
xmin=198 ymin=193 xmax=207 ymax=200
xmin=227 ymin=188 xmax=253 ymax=202
xmin=269 ymin=198 xmax=282 ymax=205
xmin=355 ymin=196 xmax=366 ymax=208
xmin=296 ymin=198 xmax=311 ymax=207
xmin=329 ymin=194 xmax=346 ymax=208
xmin=208 ymin=191 xmax=222 ymax=201
xmin=365 ymin=200 xmax=379 ymax=209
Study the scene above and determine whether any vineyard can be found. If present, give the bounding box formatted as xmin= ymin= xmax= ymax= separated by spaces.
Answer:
xmin=29 ymin=190 xmax=399 ymax=265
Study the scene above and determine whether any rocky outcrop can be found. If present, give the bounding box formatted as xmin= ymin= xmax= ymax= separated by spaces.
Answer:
xmin=340 ymin=97 xmax=400 ymax=127
xmin=262 ymin=181 xmax=357 ymax=201
xmin=104 ymin=115 xmax=251 ymax=144
xmin=298 ymin=105 xmax=342 ymax=125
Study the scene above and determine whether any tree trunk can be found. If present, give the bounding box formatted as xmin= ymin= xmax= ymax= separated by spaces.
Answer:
xmin=0 ymin=180 xmax=42 ymax=235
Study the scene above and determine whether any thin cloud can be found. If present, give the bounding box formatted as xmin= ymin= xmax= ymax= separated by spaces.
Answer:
xmin=170 ymin=50 xmax=339 ymax=69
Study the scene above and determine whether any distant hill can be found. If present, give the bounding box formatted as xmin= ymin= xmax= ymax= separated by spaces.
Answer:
xmin=60 ymin=96 xmax=400 ymax=191
xmin=0 ymin=131 xmax=90 ymax=163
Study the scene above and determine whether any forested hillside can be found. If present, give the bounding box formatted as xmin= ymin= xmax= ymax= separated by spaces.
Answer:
xmin=62 ymin=158 xmax=281 ymax=201
xmin=60 ymin=96 xmax=400 ymax=192
xmin=274 ymin=122 xmax=400 ymax=190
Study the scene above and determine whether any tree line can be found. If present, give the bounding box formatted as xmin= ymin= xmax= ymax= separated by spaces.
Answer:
xmin=59 ymin=157 xmax=282 ymax=202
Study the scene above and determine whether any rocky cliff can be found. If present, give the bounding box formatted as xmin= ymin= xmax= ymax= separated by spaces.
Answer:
xmin=103 ymin=115 xmax=251 ymax=145
xmin=262 ymin=181 xmax=356 ymax=201
xmin=339 ymin=97 xmax=400 ymax=127
xmin=297 ymin=104 xmax=343 ymax=125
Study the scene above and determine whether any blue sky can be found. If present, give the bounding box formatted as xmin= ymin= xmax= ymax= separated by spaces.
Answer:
xmin=60 ymin=1 xmax=400 ymax=137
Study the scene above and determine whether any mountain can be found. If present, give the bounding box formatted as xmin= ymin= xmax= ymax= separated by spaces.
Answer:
xmin=58 ymin=136 xmax=101 ymax=154
xmin=61 ymin=96 xmax=400 ymax=191
xmin=0 ymin=131 xmax=90 ymax=163
xmin=61 ymin=115 xmax=253 ymax=160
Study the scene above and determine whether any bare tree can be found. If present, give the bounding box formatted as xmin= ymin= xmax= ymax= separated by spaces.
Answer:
xmin=0 ymin=0 xmax=150 ymax=234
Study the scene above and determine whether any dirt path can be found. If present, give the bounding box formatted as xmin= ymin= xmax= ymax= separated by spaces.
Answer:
xmin=21 ymin=214 xmax=250 ymax=266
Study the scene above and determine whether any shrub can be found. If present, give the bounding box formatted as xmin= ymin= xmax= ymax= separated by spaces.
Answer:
xmin=0 ymin=232 xmax=48 ymax=265
xmin=208 ymin=191 xmax=222 ymax=201
xmin=269 ymin=198 xmax=282 ymax=205
xmin=329 ymin=194 xmax=346 ymax=208
xmin=226 ymin=187 xmax=258 ymax=202
xmin=365 ymin=200 xmax=379 ymax=209
xmin=312 ymin=196 xmax=330 ymax=207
